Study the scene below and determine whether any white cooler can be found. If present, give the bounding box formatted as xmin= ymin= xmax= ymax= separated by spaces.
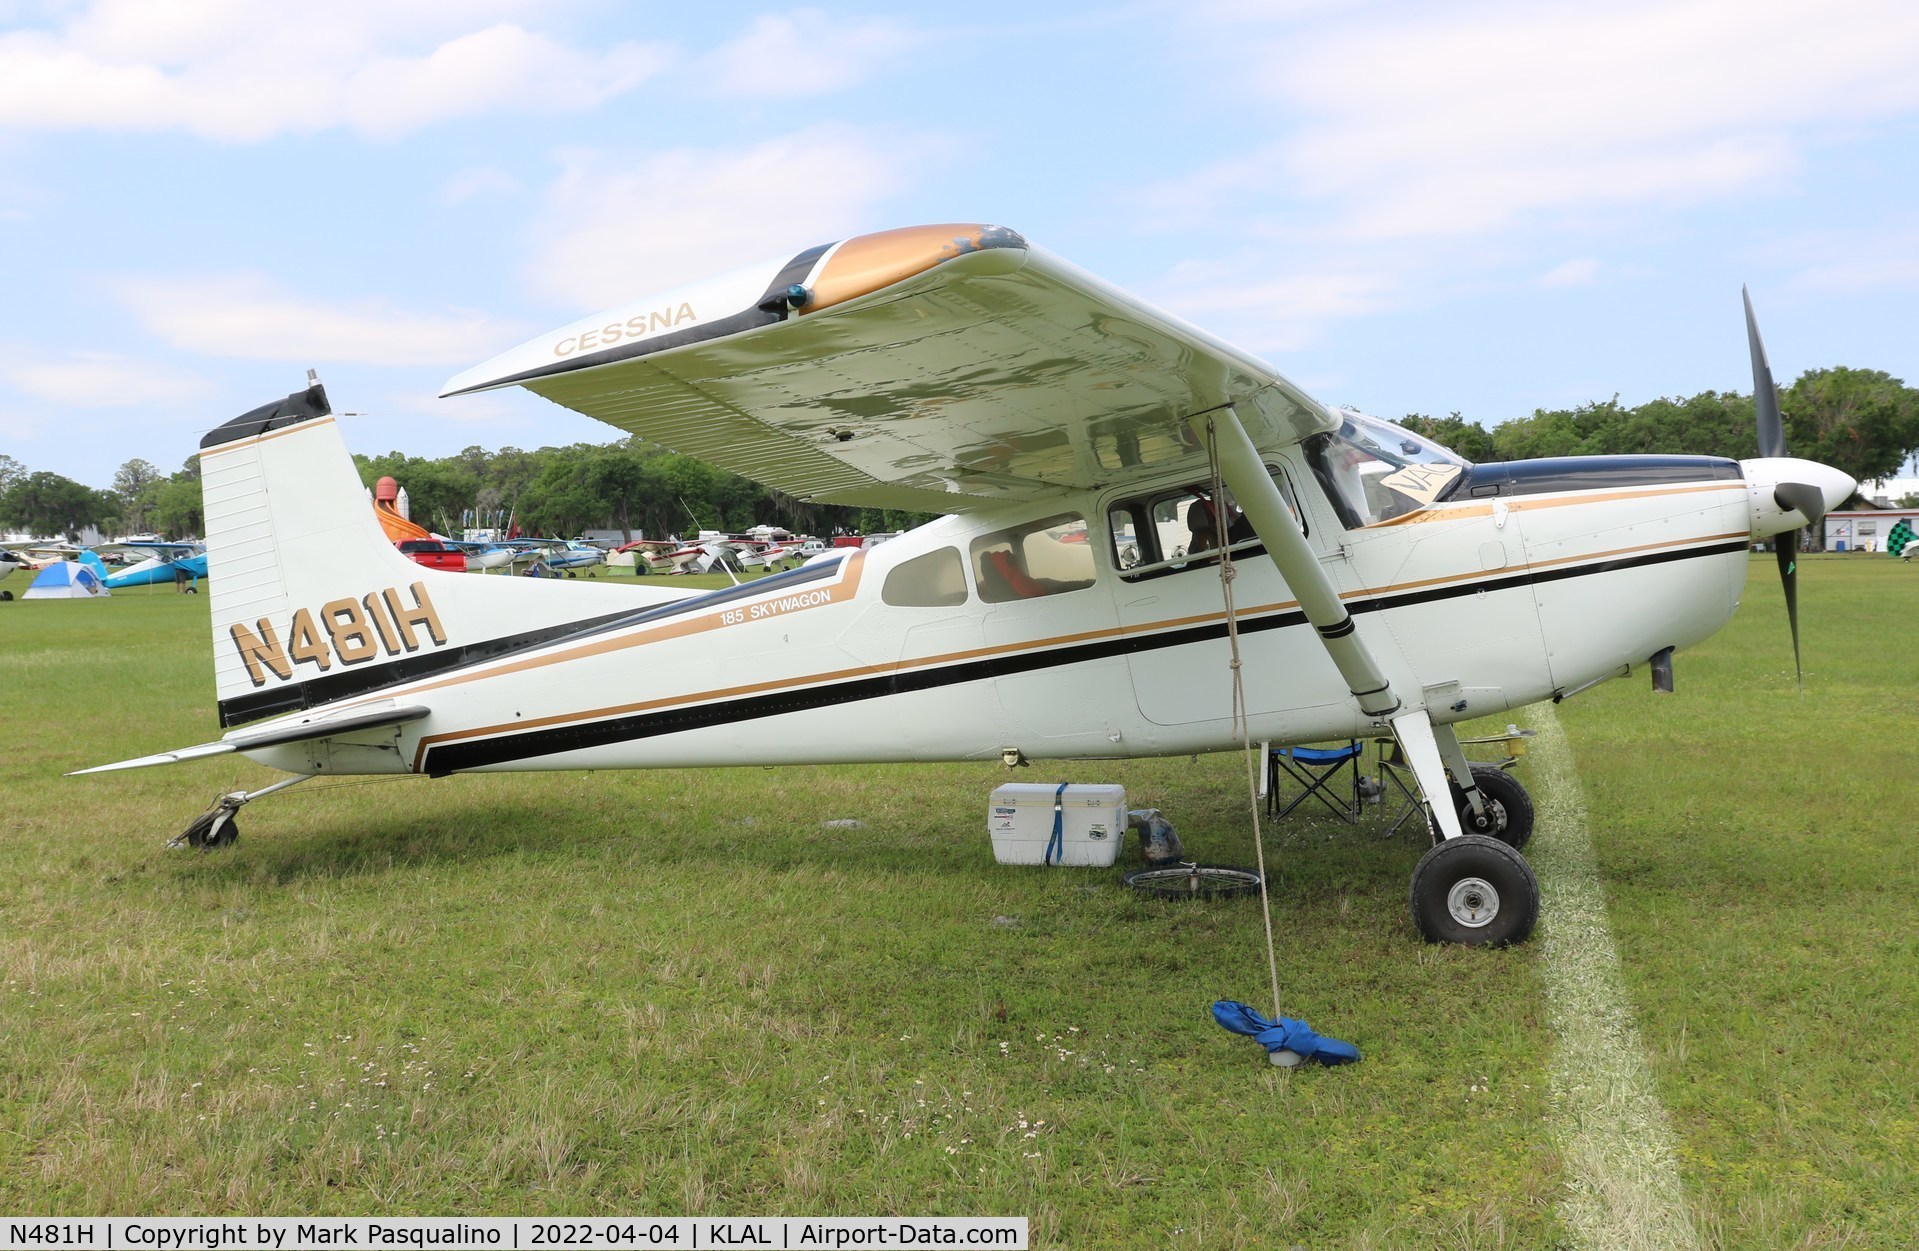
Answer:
xmin=988 ymin=783 xmax=1128 ymax=867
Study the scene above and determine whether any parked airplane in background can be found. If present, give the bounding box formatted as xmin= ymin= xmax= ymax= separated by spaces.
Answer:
xmin=100 ymin=541 xmax=209 ymax=590
xmin=515 ymin=538 xmax=606 ymax=576
xmin=610 ymin=538 xmax=686 ymax=574
xmin=2 ymin=543 xmax=85 ymax=572
xmin=445 ymin=539 xmax=518 ymax=573
xmin=74 ymin=224 xmax=1852 ymax=947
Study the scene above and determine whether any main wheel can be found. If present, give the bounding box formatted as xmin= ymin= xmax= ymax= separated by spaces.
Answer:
xmin=1451 ymin=764 xmax=1534 ymax=849
xmin=1409 ymin=834 xmax=1537 ymax=946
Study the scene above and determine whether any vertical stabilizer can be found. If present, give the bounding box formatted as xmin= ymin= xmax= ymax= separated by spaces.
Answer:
xmin=199 ymin=375 xmax=689 ymax=729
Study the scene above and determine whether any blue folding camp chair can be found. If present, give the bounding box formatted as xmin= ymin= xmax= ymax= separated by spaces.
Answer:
xmin=1266 ymin=741 xmax=1365 ymax=823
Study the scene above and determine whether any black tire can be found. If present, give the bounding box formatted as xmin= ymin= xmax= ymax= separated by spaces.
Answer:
xmin=1123 ymin=863 xmax=1262 ymax=899
xmin=204 ymin=813 xmax=239 ymax=850
xmin=1409 ymin=834 xmax=1537 ymax=946
xmin=182 ymin=809 xmax=240 ymax=851
xmin=1451 ymin=764 xmax=1533 ymax=849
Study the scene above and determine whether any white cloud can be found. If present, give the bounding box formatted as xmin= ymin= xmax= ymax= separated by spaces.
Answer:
xmin=343 ymin=25 xmax=667 ymax=140
xmin=1178 ymin=0 xmax=1919 ymax=241
xmin=1778 ymin=225 xmax=1919 ymax=295
xmin=1151 ymin=258 xmax=1407 ymax=353
xmin=0 ymin=3 xmax=670 ymax=141
xmin=111 ymin=273 xmax=528 ymax=366
xmin=440 ymin=165 xmax=524 ymax=206
xmin=522 ymin=128 xmax=919 ymax=309
xmin=699 ymin=10 xmax=925 ymax=98
xmin=1 ymin=352 xmax=218 ymax=408
xmin=1540 ymin=258 xmax=1601 ymax=288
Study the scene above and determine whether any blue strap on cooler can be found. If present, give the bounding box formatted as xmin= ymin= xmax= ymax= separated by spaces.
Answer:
xmin=1044 ymin=782 xmax=1069 ymax=866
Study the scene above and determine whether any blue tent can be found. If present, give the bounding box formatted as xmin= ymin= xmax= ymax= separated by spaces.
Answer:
xmin=23 ymin=560 xmax=109 ymax=599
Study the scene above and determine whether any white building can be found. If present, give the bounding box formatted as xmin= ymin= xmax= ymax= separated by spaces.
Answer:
xmin=1824 ymin=508 xmax=1919 ymax=552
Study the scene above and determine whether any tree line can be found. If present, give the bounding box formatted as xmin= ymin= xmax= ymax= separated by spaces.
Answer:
xmin=1397 ymin=366 xmax=1919 ymax=491
xmin=348 ymin=438 xmax=929 ymax=543
xmin=5 ymin=364 xmax=1917 ymax=542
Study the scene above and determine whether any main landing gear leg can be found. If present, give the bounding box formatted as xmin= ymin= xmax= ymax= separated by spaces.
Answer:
xmin=1433 ymin=724 xmax=1487 ymax=821
xmin=170 ymin=775 xmax=309 ymax=851
xmin=1386 ymin=709 xmax=1467 ymax=843
xmin=1393 ymin=710 xmax=1540 ymax=945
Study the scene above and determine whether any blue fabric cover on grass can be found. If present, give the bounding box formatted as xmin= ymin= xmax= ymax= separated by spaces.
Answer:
xmin=1211 ymin=1000 xmax=1360 ymax=1065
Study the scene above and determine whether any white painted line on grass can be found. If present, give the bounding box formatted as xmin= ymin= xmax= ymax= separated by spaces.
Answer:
xmin=1529 ymin=703 xmax=1699 ymax=1251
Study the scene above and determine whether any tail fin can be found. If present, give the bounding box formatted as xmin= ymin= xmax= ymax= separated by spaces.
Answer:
xmin=78 ymin=549 xmax=110 ymax=578
xmin=201 ymin=375 xmax=681 ymax=728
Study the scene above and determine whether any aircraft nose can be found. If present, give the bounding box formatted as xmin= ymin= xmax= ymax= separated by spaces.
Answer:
xmin=1741 ymin=456 xmax=1855 ymax=539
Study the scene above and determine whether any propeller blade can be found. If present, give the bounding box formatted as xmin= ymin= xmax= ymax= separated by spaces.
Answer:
xmin=1744 ymin=286 xmax=1786 ymax=459
xmin=1773 ymin=481 xmax=1831 ymax=528
xmin=1774 ymin=531 xmax=1802 ymax=693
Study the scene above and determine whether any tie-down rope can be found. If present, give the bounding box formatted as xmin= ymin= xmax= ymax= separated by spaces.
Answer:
xmin=1202 ymin=415 xmax=1284 ymax=1023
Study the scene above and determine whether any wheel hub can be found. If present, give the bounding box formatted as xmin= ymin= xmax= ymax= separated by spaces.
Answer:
xmin=1446 ymin=876 xmax=1500 ymax=927
xmin=1465 ymin=797 xmax=1507 ymax=834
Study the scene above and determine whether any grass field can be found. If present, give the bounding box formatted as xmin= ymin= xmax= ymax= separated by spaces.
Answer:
xmin=1 ymin=555 xmax=1913 ymax=1246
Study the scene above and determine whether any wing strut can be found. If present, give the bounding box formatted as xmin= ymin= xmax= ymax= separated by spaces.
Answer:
xmin=1188 ymin=407 xmax=1469 ymax=841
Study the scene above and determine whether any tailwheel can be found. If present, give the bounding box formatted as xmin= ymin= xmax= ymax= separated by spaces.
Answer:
xmin=1451 ymin=764 xmax=1534 ymax=850
xmin=1409 ymin=834 xmax=1538 ymax=946
xmin=178 ymin=806 xmax=240 ymax=851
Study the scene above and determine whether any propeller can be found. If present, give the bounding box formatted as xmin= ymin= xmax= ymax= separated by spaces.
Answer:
xmin=1743 ymin=286 xmax=1829 ymax=692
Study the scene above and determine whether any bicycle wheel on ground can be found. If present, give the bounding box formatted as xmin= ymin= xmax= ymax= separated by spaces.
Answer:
xmin=1122 ymin=863 xmax=1262 ymax=899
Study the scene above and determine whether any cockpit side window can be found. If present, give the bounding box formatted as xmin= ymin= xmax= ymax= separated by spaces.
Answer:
xmin=1108 ymin=467 xmax=1301 ymax=581
xmin=1304 ymin=409 xmax=1467 ymax=529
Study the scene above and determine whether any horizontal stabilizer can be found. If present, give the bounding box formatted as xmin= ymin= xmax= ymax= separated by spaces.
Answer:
xmin=70 ymin=705 xmax=431 ymax=775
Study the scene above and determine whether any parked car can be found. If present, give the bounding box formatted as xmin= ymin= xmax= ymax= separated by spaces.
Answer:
xmin=397 ymin=539 xmax=466 ymax=572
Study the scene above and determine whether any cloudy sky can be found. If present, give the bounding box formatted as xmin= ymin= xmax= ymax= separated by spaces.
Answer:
xmin=4 ymin=0 xmax=1917 ymax=488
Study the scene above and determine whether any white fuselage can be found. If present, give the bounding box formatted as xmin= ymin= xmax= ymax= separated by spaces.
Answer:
xmin=241 ymin=443 xmax=1756 ymax=779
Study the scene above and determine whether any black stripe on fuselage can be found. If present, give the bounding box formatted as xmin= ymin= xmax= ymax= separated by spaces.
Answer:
xmin=419 ymin=538 xmax=1749 ymax=774
xmin=216 ymin=557 xmax=849 ymax=727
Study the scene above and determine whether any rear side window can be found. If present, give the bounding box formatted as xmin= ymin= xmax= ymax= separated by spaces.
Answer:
xmin=970 ymin=514 xmax=1096 ymax=604
xmin=881 ymin=547 xmax=968 ymax=607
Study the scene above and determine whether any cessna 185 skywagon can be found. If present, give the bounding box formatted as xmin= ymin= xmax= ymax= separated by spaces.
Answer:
xmin=76 ymin=224 xmax=1853 ymax=946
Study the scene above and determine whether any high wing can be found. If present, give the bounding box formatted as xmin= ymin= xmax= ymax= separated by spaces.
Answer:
xmin=116 ymin=540 xmax=203 ymax=554
xmin=442 ymin=224 xmax=1336 ymax=513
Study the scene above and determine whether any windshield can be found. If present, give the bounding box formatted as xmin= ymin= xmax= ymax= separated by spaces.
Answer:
xmin=1304 ymin=409 xmax=1468 ymax=528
